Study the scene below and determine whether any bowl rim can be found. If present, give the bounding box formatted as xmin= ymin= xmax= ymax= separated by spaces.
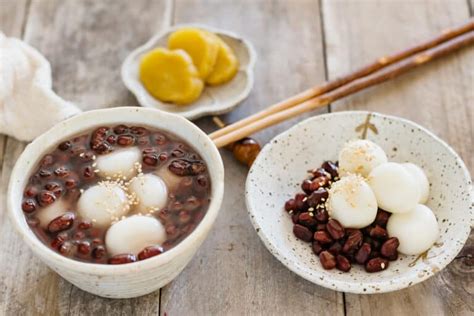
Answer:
xmin=7 ymin=107 xmax=224 ymax=275
xmin=246 ymin=110 xmax=473 ymax=294
xmin=121 ymin=23 xmax=257 ymax=120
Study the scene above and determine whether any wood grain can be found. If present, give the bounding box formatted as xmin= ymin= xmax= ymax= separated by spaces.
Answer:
xmin=160 ymin=1 xmax=342 ymax=315
xmin=0 ymin=0 xmax=171 ymax=314
xmin=322 ymin=0 xmax=473 ymax=315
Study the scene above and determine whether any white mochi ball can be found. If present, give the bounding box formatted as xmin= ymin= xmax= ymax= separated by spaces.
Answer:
xmin=37 ymin=199 xmax=69 ymax=228
xmin=96 ymin=147 xmax=141 ymax=180
xmin=402 ymin=163 xmax=430 ymax=204
xmin=368 ymin=162 xmax=420 ymax=213
xmin=77 ymin=183 xmax=129 ymax=226
xmin=129 ymin=174 xmax=168 ymax=213
xmin=327 ymin=174 xmax=378 ymax=228
xmin=387 ymin=204 xmax=439 ymax=255
xmin=338 ymin=139 xmax=388 ymax=177
xmin=105 ymin=215 xmax=166 ymax=256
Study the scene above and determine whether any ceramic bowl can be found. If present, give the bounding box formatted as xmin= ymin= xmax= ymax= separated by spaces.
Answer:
xmin=121 ymin=24 xmax=256 ymax=120
xmin=7 ymin=107 xmax=224 ymax=298
xmin=246 ymin=111 xmax=472 ymax=294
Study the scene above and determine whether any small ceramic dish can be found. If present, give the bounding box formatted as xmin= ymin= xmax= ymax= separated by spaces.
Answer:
xmin=121 ymin=24 xmax=257 ymax=120
xmin=246 ymin=111 xmax=472 ymax=294
xmin=7 ymin=107 xmax=224 ymax=298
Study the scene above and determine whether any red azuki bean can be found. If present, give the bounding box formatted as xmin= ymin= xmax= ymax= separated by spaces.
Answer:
xmin=106 ymin=134 xmax=117 ymax=144
xmin=77 ymin=241 xmax=91 ymax=255
xmin=92 ymin=246 xmax=106 ymax=259
xmin=342 ymin=230 xmax=363 ymax=254
xmin=196 ymin=175 xmax=209 ymax=188
xmin=59 ymin=241 xmax=73 ymax=255
xmin=22 ymin=199 xmax=37 ymax=213
xmin=51 ymin=233 xmax=68 ymax=249
xmin=381 ymin=237 xmax=399 ymax=260
xmin=355 ymin=243 xmax=372 ymax=264
xmin=39 ymin=169 xmax=52 ymax=178
xmin=158 ymin=153 xmax=168 ymax=162
xmin=370 ymin=225 xmax=388 ymax=240
xmin=83 ymin=166 xmax=95 ymax=179
xmin=143 ymin=153 xmax=158 ymax=166
xmin=312 ymin=241 xmax=323 ymax=255
xmin=314 ymin=231 xmax=333 ymax=244
xmin=284 ymin=199 xmax=297 ymax=212
xmin=328 ymin=241 xmax=342 ymax=256
xmin=291 ymin=211 xmax=300 ymax=224
xmin=171 ymin=149 xmax=185 ymax=158
xmin=365 ymin=257 xmax=389 ymax=272
xmin=58 ymin=141 xmax=72 ymax=151
xmin=374 ymin=209 xmax=391 ymax=227
xmin=336 ymin=255 xmax=352 ymax=272
xmin=184 ymin=196 xmax=200 ymax=211
xmin=54 ymin=167 xmax=69 ymax=177
xmin=130 ymin=126 xmax=149 ymax=136
xmin=41 ymin=155 xmax=54 ymax=167
xmin=293 ymin=224 xmax=313 ymax=242
xmin=169 ymin=159 xmax=206 ymax=176
xmin=178 ymin=211 xmax=192 ymax=224
xmin=113 ymin=124 xmax=128 ymax=134
xmin=152 ymin=133 xmax=167 ymax=145
xmin=326 ymin=219 xmax=345 ymax=240
xmin=108 ymin=254 xmax=137 ymax=264
xmin=92 ymin=238 xmax=103 ymax=245
xmin=65 ymin=178 xmax=78 ymax=189
xmin=44 ymin=182 xmax=62 ymax=198
xmin=310 ymin=167 xmax=331 ymax=180
xmin=319 ymin=251 xmax=336 ymax=270
xmin=298 ymin=212 xmax=317 ymax=228
xmin=24 ymin=186 xmax=39 ymax=198
xmin=37 ymin=190 xmax=56 ymax=206
xmin=47 ymin=212 xmax=74 ymax=233
xmin=307 ymin=188 xmax=329 ymax=207
xmin=117 ymin=135 xmax=135 ymax=146
xmin=138 ymin=245 xmax=164 ymax=260
xmin=301 ymin=179 xmax=313 ymax=194
xmin=322 ymin=161 xmax=338 ymax=178
xmin=294 ymin=193 xmax=308 ymax=211
xmin=78 ymin=220 xmax=92 ymax=230
xmin=73 ymin=231 xmax=86 ymax=240
xmin=314 ymin=209 xmax=329 ymax=223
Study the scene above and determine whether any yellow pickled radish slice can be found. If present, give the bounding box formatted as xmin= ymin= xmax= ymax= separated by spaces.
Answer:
xmin=139 ymin=48 xmax=203 ymax=105
xmin=168 ymin=28 xmax=219 ymax=79
xmin=206 ymin=36 xmax=239 ymax=85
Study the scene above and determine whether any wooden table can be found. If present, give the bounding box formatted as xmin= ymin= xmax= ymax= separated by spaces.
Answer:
xmin=1 ymin=0 xmax=472 ymax=315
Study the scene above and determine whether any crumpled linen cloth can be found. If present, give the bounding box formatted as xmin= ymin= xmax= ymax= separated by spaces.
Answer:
xmin=0 ymin=32 xmax=81 ymax=141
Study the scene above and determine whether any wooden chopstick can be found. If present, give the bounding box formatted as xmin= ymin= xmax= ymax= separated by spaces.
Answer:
xmin=212 ymin=30 xmax=474 ymax=148
xmin=209 ymin=19 xmax=474 ymax=143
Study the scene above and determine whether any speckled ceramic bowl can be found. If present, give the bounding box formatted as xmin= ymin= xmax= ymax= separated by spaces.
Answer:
xmin=8 ymin=107 xmax=224 ymax=298
xmin=246 ymin=111 xmax=472 ymax=294
xmin=121 ymin=24 xmax=256 ymax=120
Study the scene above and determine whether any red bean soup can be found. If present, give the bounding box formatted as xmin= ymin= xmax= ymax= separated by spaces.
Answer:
xmin=21 ymin=125 xmax=211 ymax=264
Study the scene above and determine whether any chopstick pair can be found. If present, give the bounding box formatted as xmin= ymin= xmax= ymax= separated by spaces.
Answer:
xmin=210 ymin=19 xmax=474 ymax=148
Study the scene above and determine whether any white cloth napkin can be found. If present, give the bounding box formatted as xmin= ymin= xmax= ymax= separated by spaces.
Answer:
xmin=0 ymin=33 xmax=81 ymax=142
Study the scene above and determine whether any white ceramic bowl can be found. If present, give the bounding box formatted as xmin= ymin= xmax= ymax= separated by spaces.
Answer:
xmin=7 ymin=107 xmax=224 ymax=298
xmin=246 ymin=111 xmax=472 ymax=294
xmin=121 ymin=24 xmax=256 ymax=119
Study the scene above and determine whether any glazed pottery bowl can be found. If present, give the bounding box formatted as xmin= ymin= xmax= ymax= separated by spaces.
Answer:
xmin=8 ymin=107 xmax=224 ymax=298
xmin=122 ymin=24 xmax=256 ymax=119
xmin=246 ymin=111 xmax=472 ymax=294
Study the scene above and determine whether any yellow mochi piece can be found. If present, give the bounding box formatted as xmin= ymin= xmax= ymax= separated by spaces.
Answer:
xmin=139 ymin=48 xmax=203 ymax=105
xmin=206 ymin=36 xmax=239 ymax=85
xmin=168 ymin=28 xmax=219 ymax=79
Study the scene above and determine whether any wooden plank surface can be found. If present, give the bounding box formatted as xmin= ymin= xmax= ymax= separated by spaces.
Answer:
xmin=322 ymin=0 xmax=474 ymax=315
xmin=0 ymin=0 xmax=171 ymax=314
xmin=160 ymin=1 xmax=344 ymax=315
xmin=0 ymin=0 xmax=472 ymax=315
